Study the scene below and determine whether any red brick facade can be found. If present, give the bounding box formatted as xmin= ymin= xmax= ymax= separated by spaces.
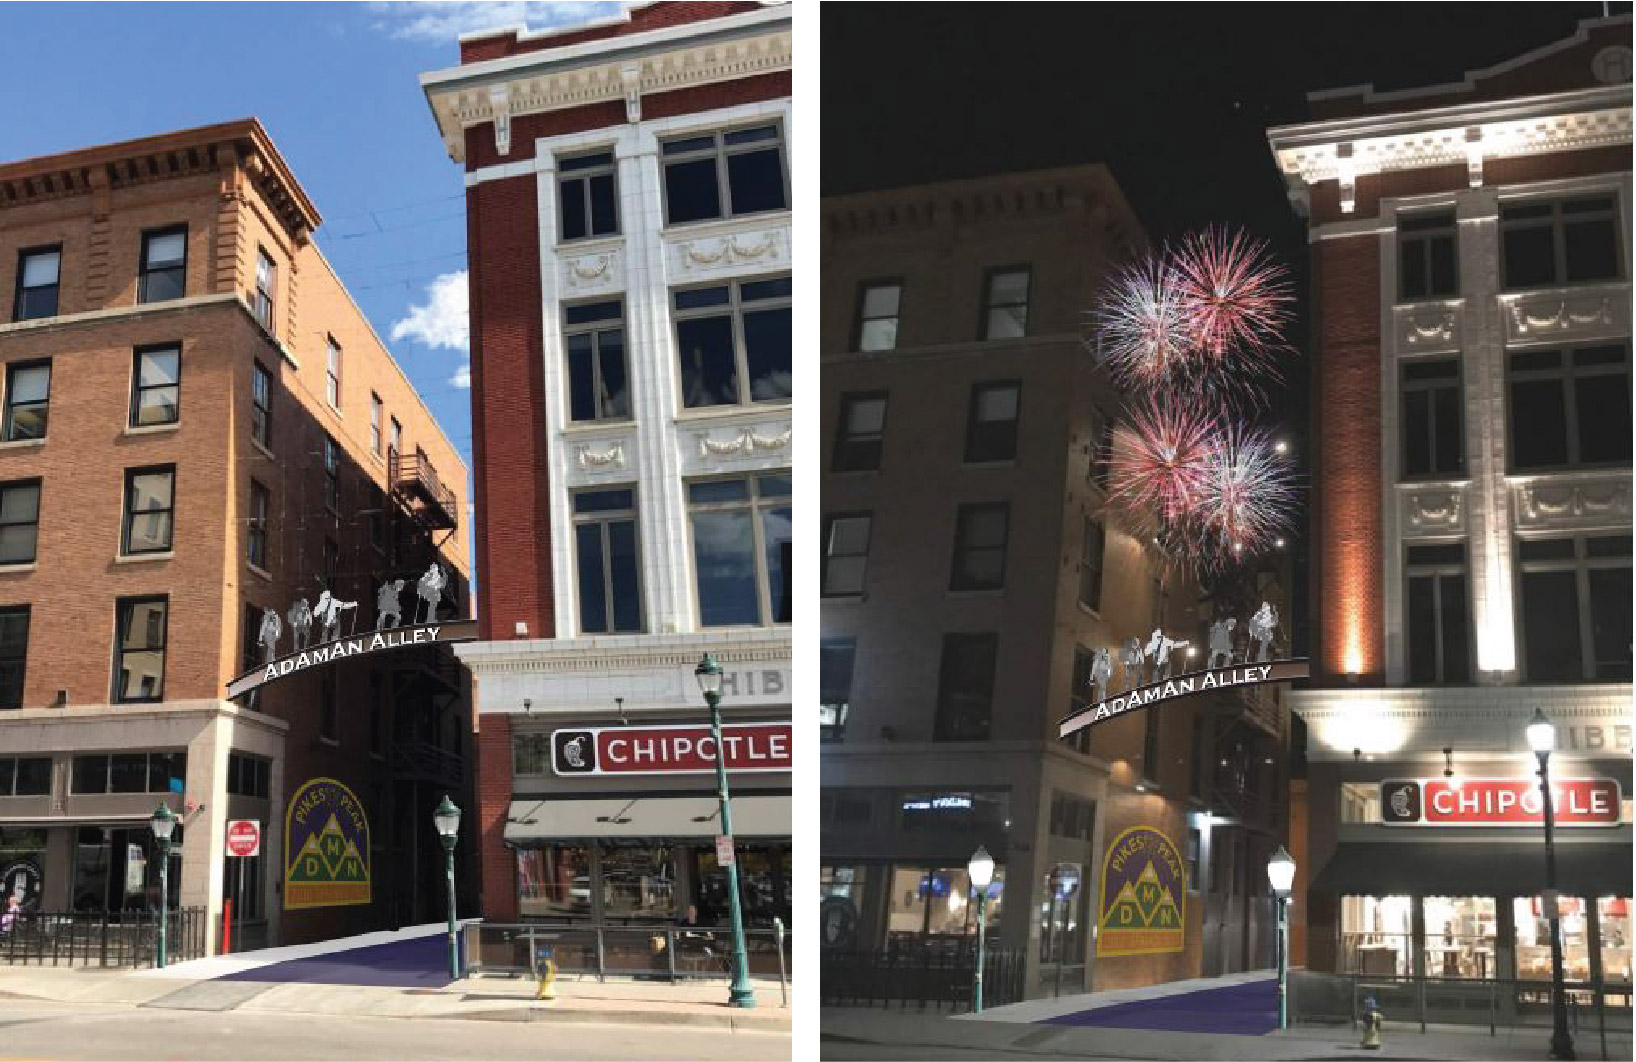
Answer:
xmin=473 ymin=712 xmax=518 ymax=922
xmin=459 ymin=1 xmax=766 ymax=63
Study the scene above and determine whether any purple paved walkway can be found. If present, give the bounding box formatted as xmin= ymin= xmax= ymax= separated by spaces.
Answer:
xmin=221 ymin=932 xmax=455 ymax=988
xmin=1044 ymin=977 xmax=1278 ymax=1036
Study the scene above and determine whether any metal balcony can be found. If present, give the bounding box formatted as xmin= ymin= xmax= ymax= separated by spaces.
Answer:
xmin=390 ymin=449 xmax=458 ymax=531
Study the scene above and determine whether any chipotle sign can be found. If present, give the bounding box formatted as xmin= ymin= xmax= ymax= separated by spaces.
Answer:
xmin=1380 ymin=778 xmax=1623 ymax=827
xmin=551 ymin=723 xmax=791 ymax=776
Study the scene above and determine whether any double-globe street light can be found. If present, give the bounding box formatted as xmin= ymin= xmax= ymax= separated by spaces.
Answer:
xmin=434 ymin=794 xmax=462 ymax=982
xmin=1526 ymin=707 xmax=1577 ymax=1061
xmin=696 ymin=653 xmax=757 ymax=1009
xmin=1267 ymin=845 xmax=1297 ymax=1030
xmin=149 ymin=801 xmax=176 ymax=969
xmin=968 ymin=845 xmax=995 ymax=1013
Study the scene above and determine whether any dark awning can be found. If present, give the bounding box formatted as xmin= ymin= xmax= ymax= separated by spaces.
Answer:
xmin=1312 ymin=840 xmax=1632 ymax=896
xmin=504 ymin=795 xmax=790 ymax=843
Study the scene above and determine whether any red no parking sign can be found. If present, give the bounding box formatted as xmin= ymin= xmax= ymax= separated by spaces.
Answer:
xmin=226 ymin=819 xmax=261 ymax=858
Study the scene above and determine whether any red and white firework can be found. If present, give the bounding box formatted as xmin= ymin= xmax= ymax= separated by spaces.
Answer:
xmin=1093 ymin=254 xmax=1191 ymax=389
xmin=1191 ymin=423 xmax=1297 ymax=568
xmin=1171 ymin=226 xmax=1293 ymax=369
xmin=1106 ymin=397 xmax=1218 ymax=538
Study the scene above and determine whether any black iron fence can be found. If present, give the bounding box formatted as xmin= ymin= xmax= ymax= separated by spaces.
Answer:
xmin=0 ymin=908 xmax=207 ymax=967
xmin=821 ymin=946 xmax=1027 ymax=1012
xmin=463 ymin=922 xmax=790 ymax=982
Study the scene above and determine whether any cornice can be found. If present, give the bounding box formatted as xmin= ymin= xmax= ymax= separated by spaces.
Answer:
xmin=455 ymin=631 xmax=790 ymax=676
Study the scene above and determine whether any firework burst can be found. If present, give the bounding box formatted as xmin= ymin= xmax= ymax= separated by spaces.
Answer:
xmin=1105 ymin=397 xmax=1218 ymax=539
xmin=1094 ymin=255 xmax=1191 ymax=388
xmin=1192 ymin=424 xmax=1297 ymax=569
xmin=1171 ymin=226 xmax=1293 ymax=368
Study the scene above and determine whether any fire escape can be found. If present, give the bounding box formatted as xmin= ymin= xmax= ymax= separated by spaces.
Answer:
xmin=388 ymin=447 xmax=459 ymax=547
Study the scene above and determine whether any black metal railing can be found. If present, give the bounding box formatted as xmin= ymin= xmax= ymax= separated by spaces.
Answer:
xmin=389 ymin=449 xmax=457 ymax=531
xmin=464 ymin=922 xmax=790 ymax=982
xmin=0 ymin=908 xmax=207 ymax=967
xmin=821 ymin=945 xmax=1027 ymax=1012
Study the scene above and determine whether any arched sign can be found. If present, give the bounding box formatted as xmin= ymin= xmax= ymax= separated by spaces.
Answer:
xmin=284 ymin=777 xmax=371 ymax=910
xmin=1098 ymin=826 xmax=1186 ymax=957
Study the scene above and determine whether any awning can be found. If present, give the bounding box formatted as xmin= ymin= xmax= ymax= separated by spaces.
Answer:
xmin=1312 ymin=841 xmax=1633 ymax=897
xmin=504 ymin=795 xmax=790 ymax=842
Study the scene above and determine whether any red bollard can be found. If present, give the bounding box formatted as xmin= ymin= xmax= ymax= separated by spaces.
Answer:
xmin=221 ymin=899 xmax=233 ymax=955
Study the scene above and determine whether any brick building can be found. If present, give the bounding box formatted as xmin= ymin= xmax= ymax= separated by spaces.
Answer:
xmin=1268 ymin=15 xmax=1631 ymax=1020
xmin=818 ymin=166 xmax=1294 ymax=998
xmin=0 ymin=120 xmax=473 ymax=953
xmin=419 ymin=1 xmax=793 ymax=961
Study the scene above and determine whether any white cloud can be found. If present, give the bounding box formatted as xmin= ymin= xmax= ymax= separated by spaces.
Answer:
xmin=449 ymin=362 xmax=473 ymax=390
xmin=391 ymin=270 xmax=469 ymax=352
xmin=369 ymin=2 xmax=627 ymax=43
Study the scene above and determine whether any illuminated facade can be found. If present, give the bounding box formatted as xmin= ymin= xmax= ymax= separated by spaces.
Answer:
xmin=1268 ymin=15 xmax=1632 ymax=1012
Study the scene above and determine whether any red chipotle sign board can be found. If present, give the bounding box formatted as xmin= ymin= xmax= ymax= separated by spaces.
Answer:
xmin=1380 ymin=778 xmax=1623 ymax=827
xmin=551 ymin=724 xmax=791 ymax=776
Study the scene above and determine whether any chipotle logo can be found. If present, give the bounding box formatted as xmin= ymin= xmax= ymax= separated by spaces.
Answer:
xmin=1380 ymin=778 xmax=1622 ymax=827
xmin=550 ymin=723 xmax=791 ymax=776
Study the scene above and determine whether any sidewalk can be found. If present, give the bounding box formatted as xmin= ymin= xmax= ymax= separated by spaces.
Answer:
xmin=0 ymin=965 xmax=791 ymax=1032
xmin=822 ymin=1006 xmax=1630 ymax=1060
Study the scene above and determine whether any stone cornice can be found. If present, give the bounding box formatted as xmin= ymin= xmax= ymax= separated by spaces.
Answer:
xmin=455 ymin=630 xmax=789 ymax=676
xmin=0 ymin=697 xmax=290 ymax=734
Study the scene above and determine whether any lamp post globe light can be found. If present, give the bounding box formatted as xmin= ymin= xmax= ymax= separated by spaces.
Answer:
xmin=1527 ymin=708 xmax=1576 ymax=1061
xmin=967 ymin=845 xmax=995 ymax=1013
xmin=695 ymin=653 xmax=757 ymax=1009
xmin=1267 ymin=845 xmax=1296 ymax=1030
xmin=433 ymin=794 xmax=462 ymax=982
xmin=149 ymin=801 xmax=176 ymax=969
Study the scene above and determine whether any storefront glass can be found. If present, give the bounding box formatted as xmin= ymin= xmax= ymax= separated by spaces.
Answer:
xmin=516 ymin=844 xmax=592 ymax=918
xmin=885 ymin=865 xmax=1005 ymax=946
xmin=695 ymin=843 xmax=790 ymax=928
xmin=1600 ymin=897 xmax=1632 ymax=985
xmin=1340 ymin=895 xmax=1413 ymax=976
xmin=601 ymin=845 xmax=675 ymax=920
xmin=71 ymin=825 xmax=183 ymax=912
xmin=1422 ymin=896 xmax=1497 ymax=979
xmin=0 ymin=827 xmax=46 ymax=911
xmin=1039 ymin=879 xmax=1088 ymax=965
xmin=1514 ymin=895 xmax=1593 ymax=983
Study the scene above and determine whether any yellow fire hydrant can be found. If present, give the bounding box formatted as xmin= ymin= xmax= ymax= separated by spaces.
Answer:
xmin=1360 ymin=994 xmax=1383 ymax=1050
xmin=536 ymin=957 xmax=557 ymax=1002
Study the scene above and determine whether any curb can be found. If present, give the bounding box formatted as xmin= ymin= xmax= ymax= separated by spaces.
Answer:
xmin=455 ymin=1005 xmax=792 ymax=1032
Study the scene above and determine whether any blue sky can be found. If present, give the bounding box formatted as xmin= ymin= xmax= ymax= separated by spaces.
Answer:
xmin=0 ymin=1 xmax=625 ymax=507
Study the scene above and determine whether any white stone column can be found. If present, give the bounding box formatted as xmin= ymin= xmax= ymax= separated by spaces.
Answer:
xmin=530 ymin=153 xmax=576 ymax=639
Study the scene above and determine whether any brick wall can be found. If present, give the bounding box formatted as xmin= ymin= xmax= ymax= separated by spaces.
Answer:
xmin=474 ymin=711 xmax=517 ymax=921
xmin=459 ymin=1 xmax=766 ymax=63
xmin=465 ymin=174 xmax=552 ymax=643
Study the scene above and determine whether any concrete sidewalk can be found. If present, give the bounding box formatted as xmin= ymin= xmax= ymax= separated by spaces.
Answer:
xmin=822 ymin=1006 xmax=1631 ymax=1060
xmin=0 ymin=965 xmax=791 ymax=1032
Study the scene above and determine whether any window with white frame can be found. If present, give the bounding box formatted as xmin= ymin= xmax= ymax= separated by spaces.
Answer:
xmin=564 ymin=300 xmax=630 ymax=422
xmin=661 ymin=125 xmax=787 ymax=225
xmin=557 ymin=151 xmax=618 ymax=241
xmin=1501 ymin=195 xmax=1622 ymax=289
xmin=1405 ymin=543 xmax=1470 ymax=685
xmin=673 ymin=277 xmax=791 ymax=408
xmin=1507 ymin=345 xmax=1631 ymax=470
xmin=572 ymin=488 xmax=642 ymax=635
xmin=688 ymin=474 xmax=791 ymax=627
xmin=1401 ymin=358 xmax=1464 ymax=478
xmin=1397 ymin=210 xmax=1458 ymax=301
xmin=1517 ymin=534 xmax=1632 ymax=682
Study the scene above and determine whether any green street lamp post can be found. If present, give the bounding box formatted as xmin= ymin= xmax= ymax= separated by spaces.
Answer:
xmin=696 ymin=653 xmax=757 ymax=1009
xmin=967 ymin=846 xmax=995 ymax=1014
xmin=434 ymin=794 xmax=462 ymax=982
xmin=1267 ymin=845 xmax=1297 ymax=1030
xmin=149 ymin=801 xmax=176 ymax=969
xmin=1527 ymin=708 xmax=1577 ymax=1061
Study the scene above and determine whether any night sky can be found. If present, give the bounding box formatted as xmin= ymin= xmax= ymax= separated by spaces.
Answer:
xmin=821 ymin=3 xmax=1629 ymax=641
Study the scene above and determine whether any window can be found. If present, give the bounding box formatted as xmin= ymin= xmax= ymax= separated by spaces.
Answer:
xmin=950 ymin=502 xmax=1009 ymax=591
xmin=1079 ymin=518 xmax=1105 ymax=611
xmin=833 ymin=392 xmax=887 ymax=472
xmin=673 ymin=277 xmax=791 ymax=407
xmin=226 ymin=753 xmax=269 ymax=799
xmin=1048 ymin=791 xmax=1096 ymax=841
xmin=558 ymin=151 xmax=618 ymax=241
xmin=1405 ymin=544 xmax=1470 ymax=685
xmin=806 ymin=507 xmax=871 ymax=600
xmin=3 ymin=360 xmax=50 ymax=442
xmin=1142 ymin=708 xmax=1161 ymax=783
xmin=1398 ymin=211 xmax=1458 ymax=301
xmin=933 ymin=632 xmax=998 ymax=741
xmin=1089 ymin=405 xmax=1114 ymax=489
xmin=1517 ymin=534 xmax=1632 ymax=682
xmin=564 ymin=300 xmax=629 ymax=422
xmin=253 ymin=249 xmax=276 ymax=331
xmin=322 ymin=538 xmax=338 ymax=589
xmin=1402 ymin=359 xmax=1464 ymax=477
xmin=820 ymin=638 xmax=855 ymax=742
xmin=0 ymin=481 xmax=40 ymax=565
xmin=251 ymin=361 xmax=272 ymax=448
xmin=326 ymin=338 xmax=342 ymax=409
xmin=138 ymin=227 xmax=187 ymax=303
xmin=1501 ymin=196 xmax=1621 ymax=289
xmin=572 ymin=488 xmax=642 ymax=635
xmin=113 ymin=597 xmax=168 ymax=703
xmin=512 ymin=732 xmax=551 ymax=776
xmin=0 ymin=756 xmax=50 ymax=794
xmin=122 ymin=466 xmax=174 ymax=555
xmin=965 ymin=381 xmax=1020 ymax=463
xmin=368 ymin=485 xmax=386 ymax=551
xmin=388 ymin=417 xmax=401 ymax=460
xmin=369 ymin=394 xmax=382 ymax=454
xmin=13 ymin=246 xmax=59 ymax=320
xmin=661 ymin=125 xmax=787 ymax=225
xmin=248 ymin=480 xmax=270 ymax=570
xmin=322 ymin=434 xmax=339 ymax=512
xmin=130 ymin=344 xmax=180 ymax=427
xmin=71 ymin=751 xmax=185 ymax=794
xmin=981 ymin=266 xmax=1031 ymax=340
xmin=0 ymin=606 xmax=28 ymax=709
xmin=319 ymin=671 xmax=337 ymax=742
xmin=854 ymin=281 xmax=902 ymax=352
xmin=1508 ymin=346 xmax=1630 ymax=470
xmin=688 ymin=474 xmax=791 ymax=627
xmin=240 ymin=603 xmax=261 ymax=674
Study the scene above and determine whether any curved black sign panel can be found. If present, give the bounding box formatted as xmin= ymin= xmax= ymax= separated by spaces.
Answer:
xmin=227 ymin=620 xmax=478 ymax=698
xmin=1058 ymin=658 xmax=1310 ymax=739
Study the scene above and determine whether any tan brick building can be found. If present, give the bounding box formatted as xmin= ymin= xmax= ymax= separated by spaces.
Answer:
xmin=0 ymin=120 xmax=473 ymax=954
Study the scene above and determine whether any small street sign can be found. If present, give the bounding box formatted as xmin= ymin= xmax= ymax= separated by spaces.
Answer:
xmin=226 ymin=819 xmax=261 ymax=858
xmin=715 ymin=834 xmax=735 ymax=868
